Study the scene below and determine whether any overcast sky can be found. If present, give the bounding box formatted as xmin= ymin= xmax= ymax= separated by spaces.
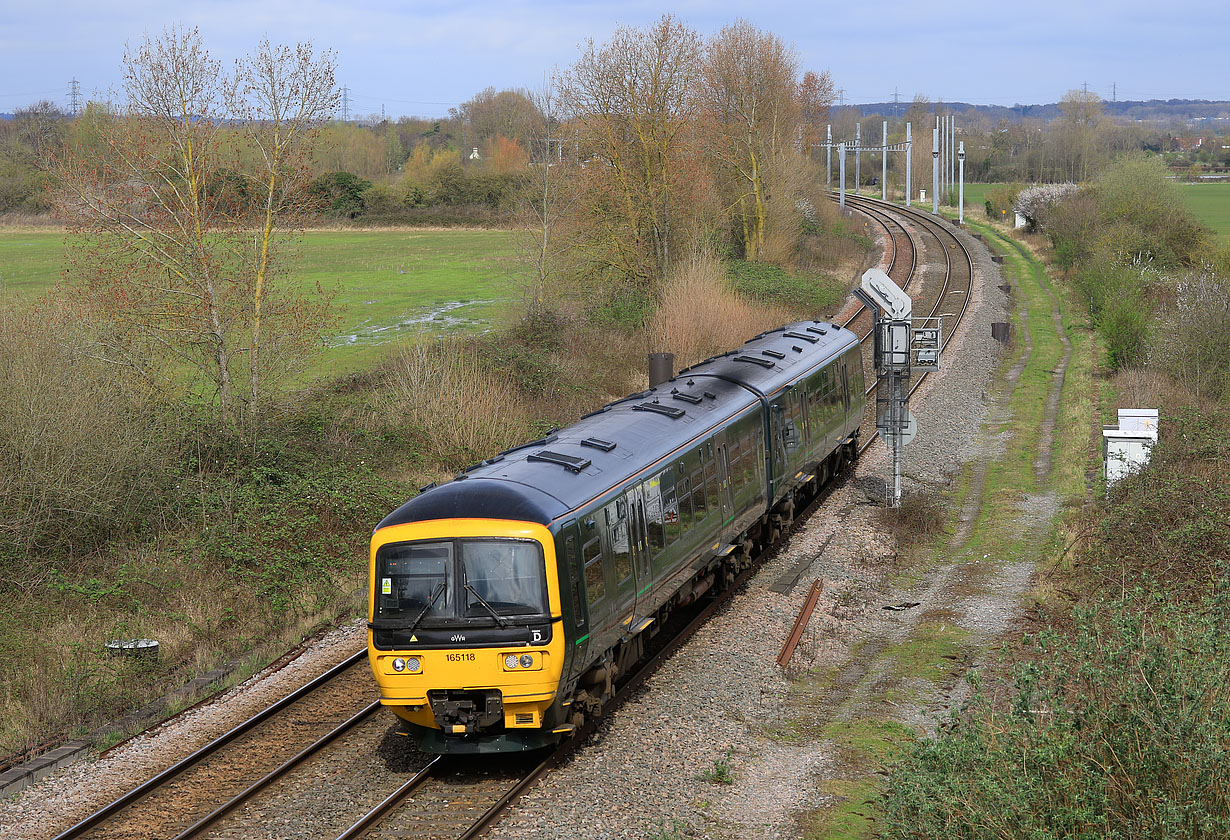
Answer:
xmin=2 ymin=1 xmax=1227 ymax=118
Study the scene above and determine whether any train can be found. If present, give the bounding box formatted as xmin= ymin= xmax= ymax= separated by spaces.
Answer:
xmin=367 ymin=320 xmax=865 ymax=753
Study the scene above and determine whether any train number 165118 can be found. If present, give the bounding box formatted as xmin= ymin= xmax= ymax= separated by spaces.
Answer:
xmin=445 ymin=652 xmax=475 ymax=662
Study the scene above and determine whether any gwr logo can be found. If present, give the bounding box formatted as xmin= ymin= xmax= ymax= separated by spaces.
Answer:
xmin=450 ymin=634 xmax=466 ymax=642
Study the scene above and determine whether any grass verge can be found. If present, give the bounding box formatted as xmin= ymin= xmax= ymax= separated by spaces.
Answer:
xmin=792 ymin=216 xmax=1094 ymax=838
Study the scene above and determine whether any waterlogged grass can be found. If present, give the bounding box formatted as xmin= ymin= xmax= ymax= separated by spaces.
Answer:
xmin=0 ymin=228 xmax=522 ymax=376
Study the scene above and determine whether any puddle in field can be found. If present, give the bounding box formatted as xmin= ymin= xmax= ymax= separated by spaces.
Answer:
xmin=330 ymin=299 xmax=493 ymax=346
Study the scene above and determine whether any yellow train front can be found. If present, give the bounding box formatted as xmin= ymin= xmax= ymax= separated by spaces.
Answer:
xmin=368 ymin=488 xmax=573 ymax=753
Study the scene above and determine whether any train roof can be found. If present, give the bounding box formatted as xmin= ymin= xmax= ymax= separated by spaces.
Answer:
xmin=376 ymin=320 xmax=859 ymax=531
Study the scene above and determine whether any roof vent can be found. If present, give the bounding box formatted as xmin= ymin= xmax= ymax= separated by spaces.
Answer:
xmin=761 ymin=349 xmax=786 ymax=360
xmin=806 ymin=326 xmax=829 ymax=336
xmin=581 ymin=437 xmax=616 ymax=452
xmin=672 ymin=391 xmax=703 ymax=405
xmin=784 ymin=331 xmax=819 ymax=343
xmin=733 ymin=355 xmax=776 ymax=369
xmin=633 ymin=402 xmax=686 ymax=419
xmin=527 ymin=450 xmax=592 ymax=473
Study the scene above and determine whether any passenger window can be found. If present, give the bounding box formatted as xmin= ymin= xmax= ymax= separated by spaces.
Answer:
xmin=678 ymin=477 xmax=693 ymax=530
xmin=643 ymin=480 xmax=666 ymax=555
xmin=691 ymin=469 xmax=707 ymax=519
xmin=663 ymin=484 xmax=680 ymax=545
xmin=705 ymin=461 xmax=719 ymax=511
xmin=730 ymin=446 xmax=743 ymax=491
xmin=583 ymin=536 xmax=604 ymax=604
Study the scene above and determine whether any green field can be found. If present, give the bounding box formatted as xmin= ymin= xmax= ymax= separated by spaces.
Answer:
xmin=1178 ymin=182 xmax=1230 ymax=241
xmin=960 ymin=183 xmax=994 ymax=211
xmin=0 ymin=229 xmax=523 ymax=375
xmin=955 ymin=181 xmax=1230 ymax=242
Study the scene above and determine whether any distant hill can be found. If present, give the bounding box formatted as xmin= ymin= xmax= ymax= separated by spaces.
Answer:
xmin=851 ymin=99 xmax=1230 ymax=124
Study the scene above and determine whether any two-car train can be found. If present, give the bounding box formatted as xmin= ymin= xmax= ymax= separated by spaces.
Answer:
xmin=367 ymin=320 xmax=865 ymax=753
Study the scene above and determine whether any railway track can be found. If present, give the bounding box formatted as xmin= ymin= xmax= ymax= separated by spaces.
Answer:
xmin=48 ymin=437 xmax=858 ymax=840
xmin=51 ymin=653 xmax=377 ymax=840
xmin=45 ymin=197 xmax=978 ymax=840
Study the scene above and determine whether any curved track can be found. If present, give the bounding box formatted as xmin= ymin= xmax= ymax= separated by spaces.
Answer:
xmin=835 ymin=195 xmax=976 ymax=454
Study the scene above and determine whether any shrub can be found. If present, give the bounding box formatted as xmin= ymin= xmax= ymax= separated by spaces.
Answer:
xmin=1013 ymin=183 xmax=1081 ymax=229
xmin=876 ymin=491 xmax=946 ymax=546
xmin=984 ymin=182 xmax=1024 ymax=222
xmin=1100 ymin=294 xmax=1151 ymax=371
xmin=0 ymin=302 xmax=177 ymax=557
xmin=382 ymin=337 xmax=538 ymax=470
xmin=310 ymin=171 xmax=373 ymax=218
xmin=883 ymin=602 xmax=1230 ymax=839
xmin=1153 ymin=271 xmax=1230 ymax=401
xmin=647 ymin=252 xmax=793 ymax=370
xmin=727 ymin=259 xmax=843 ymax=314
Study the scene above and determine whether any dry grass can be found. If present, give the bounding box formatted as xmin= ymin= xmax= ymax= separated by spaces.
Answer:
xmin=0 ymin=212 xmax=59 ymax=231
xmin=647 ymin=252 xmax=794 ymax=371
xmin=383 ymin=337 xmax=540 ymax=471
xmin=876 ymin=491 xmax=947 ymax=547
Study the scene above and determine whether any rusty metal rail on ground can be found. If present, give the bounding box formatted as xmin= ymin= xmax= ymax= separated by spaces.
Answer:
xmin=777 ymin=579 xmax=824 ymax=667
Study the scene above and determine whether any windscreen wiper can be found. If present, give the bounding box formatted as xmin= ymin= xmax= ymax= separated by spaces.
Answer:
xmin=369 ymin=580 xmax=446 ymax=633
xmin=464 ymin=582 xmax=509 ymax=628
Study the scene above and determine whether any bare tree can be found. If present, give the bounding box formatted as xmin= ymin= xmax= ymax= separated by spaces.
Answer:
xmin=797 ymin=70 xmax=835 ymax=150
xmin=1059 ymin=88 xmax=1104 ymax=182
xmin=558 ymin=14 xmax=706 ymax=292
xmin=51 ymin=27 xmax=338 ymax=437
xmin=702 ymin=20 xmax=801 ymax=261
xmin=518 ymin=75 xmax=575 ymax=321
xmin=236 ymin=39 xmax=340 ymax=432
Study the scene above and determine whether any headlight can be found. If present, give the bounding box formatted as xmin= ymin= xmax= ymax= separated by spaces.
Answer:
xmin=392 ymin=658 xmax=406 ymax=672
xmin=520 ymin=654 xmax=534 ymax=669
xmin=406 ymin=656 xmax=421 ymax=673
xmin=504 ymin=654 xmax=519 ymax=669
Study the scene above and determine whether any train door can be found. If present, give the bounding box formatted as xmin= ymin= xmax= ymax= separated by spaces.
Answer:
xmin=602 ymin=498 xmax=636 ymax=625
xmin=626 ymin=485 xmax=653 ymax=621
xmin=712 ymin=430 xmax=734 ymax=526
xmin=559 ymin=519 xmax=590 ymax=691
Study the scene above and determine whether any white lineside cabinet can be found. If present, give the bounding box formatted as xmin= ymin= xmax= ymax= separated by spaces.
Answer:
xmin=1103 ymin=408 xmax=1159 ymax=486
